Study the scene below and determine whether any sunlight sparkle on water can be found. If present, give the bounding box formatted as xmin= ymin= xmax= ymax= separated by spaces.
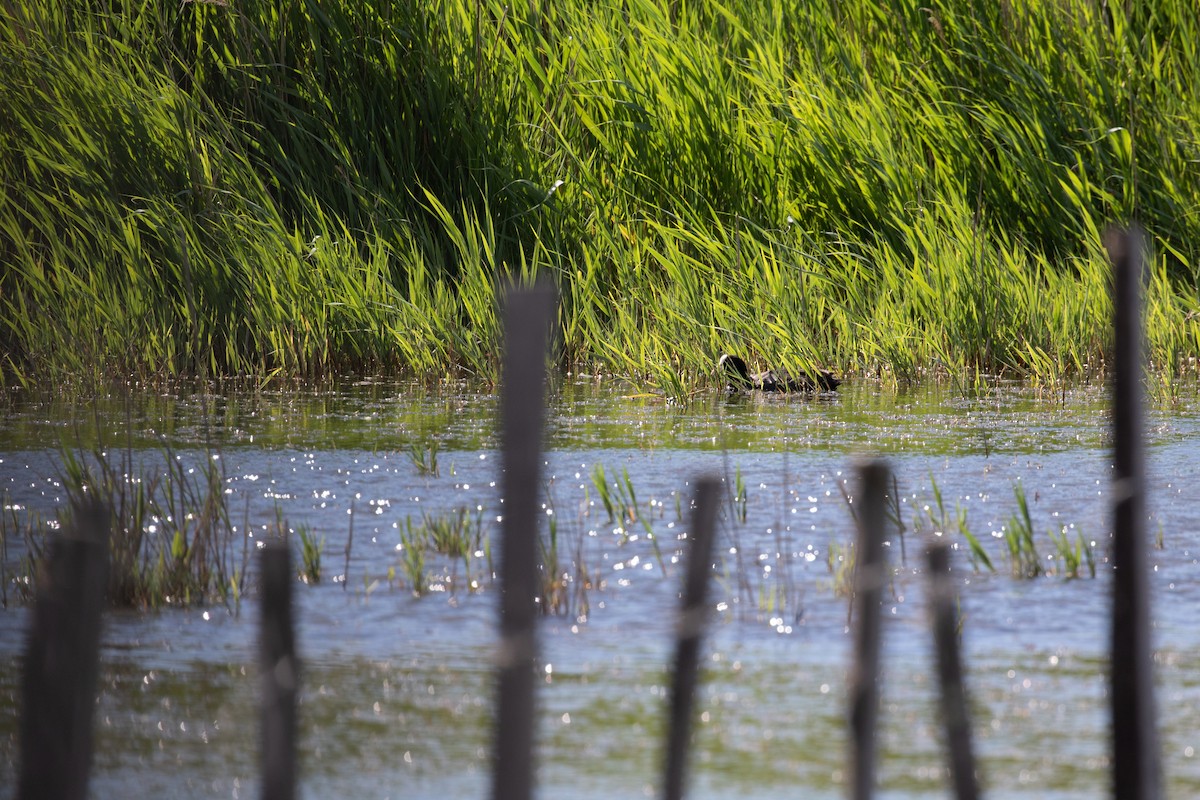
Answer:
xmin=6 ymin=381 xmax=1200 ymax=797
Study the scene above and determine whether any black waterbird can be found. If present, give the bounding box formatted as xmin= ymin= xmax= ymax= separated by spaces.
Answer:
xmin=718 ymin=354 xmax=841 ymax=393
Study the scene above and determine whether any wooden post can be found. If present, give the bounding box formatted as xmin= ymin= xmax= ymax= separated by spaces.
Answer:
xmin=261 ymin=542 xmax=297 ymax=800
xmin=925 ymin=542 xmax=979 ymax=800
xmin=1107 ymin=225 xmax=1160 ymax=800
xmin=849 ymin=460 xmax=890 ymax=800
xmin=491 ymin=285 xmax=556 ymax=800
xmin=18 ymin=498 xmax=110 ymax=800
xmin=662 ymin=477 xmax=721 ymax=800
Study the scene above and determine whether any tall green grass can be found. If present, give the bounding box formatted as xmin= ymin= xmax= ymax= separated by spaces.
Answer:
xmin=4 ymin=0 xmax=1200 ymax=396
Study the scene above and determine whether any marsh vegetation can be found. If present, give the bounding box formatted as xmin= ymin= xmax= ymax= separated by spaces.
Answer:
xmin=3 ymin=1 xmax=1200 ymax=398
xmin=1 ymin=442 xmax=251 ymax=609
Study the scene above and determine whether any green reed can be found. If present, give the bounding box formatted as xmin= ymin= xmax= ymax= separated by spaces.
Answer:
xmin=912 ymin=477 xmax=1095 ymax=580
xmin=424 ymin=507 xmax=483 ymax=559
xmin=922 ymin=476 xmax=994 ymax=573
xmin=710 ymin=465 xmax=807 ymax=624
xmin=538 ymin=513 xmax=577 ymax=617
xmin=827 ymin=540 xmax=857 ymax=601
xmin=732 ymin=467 xmax=748 ymax=525
xmin=53 ymin=441 xmax=246 ymax=608
xmin=1048 ymin=525 xmax=1096 ymax=580
xmin=397 ymin=508 xmax=485 ymax=596
xmin=589 ymin=464 xmax=620 ymax=525
xmin=589 ymin=463 xmax=642 ymax=530
xmin=4 ymin=1 xmax=1200 ymax=397
xmin=1004 ymin=483 xmax=1043 ymax=579
xmin=406 ymin=439 xmax=441 ymax=478
xmin=398 ymin=520 xmax=429 ymax=597
xmin=0 ymin=494 xmax=51 ymax=607
xmin=296 ymin=523 xmax=324 ymax=585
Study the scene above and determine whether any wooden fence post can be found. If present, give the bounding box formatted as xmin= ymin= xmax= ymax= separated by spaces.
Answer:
xmin=925 ymin=541 xmax=979 ymax=800
xmin=491 ymin=284 xmax=556 ymax=800
xmin=18 ymin=498 xmax=110 ymax=800
xmin=261 ymin=542 xmax=297 ymax=800
xmin=849 ymin=460 xmax=890 ymax=800
xmin=1107 ymin=225 xmax=1160 ymax=800
xmin=662 ymin=476 xmax=721 ymax=800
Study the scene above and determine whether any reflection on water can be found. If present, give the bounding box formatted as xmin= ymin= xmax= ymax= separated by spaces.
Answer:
xmin=2 ymin=381 xmax=1200 ymax=798
xmin=0 ymin=378 xmax=1143 ymax=454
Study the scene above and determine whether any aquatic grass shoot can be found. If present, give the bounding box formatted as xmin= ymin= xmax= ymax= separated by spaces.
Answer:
xmin=1004 ymin=483 xmax=1043 ymax=579
xmin=585 ymin=462 xmax=669 ymax=574
xmin=827 ymin=541 xmax=857 ymax=601
xmin=958 ymin=519 xmax=995 ymax=575
xmin=398 ymin=521 xmax=428 ymax=597
xmin=54 ymin=441 xmax=245 ymax=608
xmin=588 ymin=464 xmax=618 ymax=524
xmin=732 ymin=467 xmax=748 ymax=525
xmin=391 ymin=462 xmax=651 ymax=610
xmin=1048 ymin=526 xmax=1096 ymax=579
xmin=920 ymin=476 xmax=994 ymax=574
xmin=423 ymin=507 xmax=482 ymax=559
xmin=589 ymin=463 xmax=641 ymax=529
xmin=296 ymin=523 xmax=324 ymax=585
xmin=538 ymin=512 xmax=571 ymax=616
xmin=913 ymin=477 xmax=1093 ymax=580
xmin=710 ymin=467 xmax=807 ymax=627
xmin=396 ymin=508 xmax=487 ymax=596
xmin=406 ymin=440 xmax=440 ymax=478
xmin=536 ymin=481 xmax=601 ymax=619
xmin=0 ymin=495 xmax=52 ymax=607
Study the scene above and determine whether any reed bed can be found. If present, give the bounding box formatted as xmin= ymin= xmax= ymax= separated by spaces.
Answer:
xmin=4 ymin=1 xmax=1200 ymax=396
xmin=0 ymin=442 xmax=252 ymax=609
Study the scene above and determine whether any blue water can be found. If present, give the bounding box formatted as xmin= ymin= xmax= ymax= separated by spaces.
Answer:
xmin=2 ymin=380 xmax=1200 ymax=798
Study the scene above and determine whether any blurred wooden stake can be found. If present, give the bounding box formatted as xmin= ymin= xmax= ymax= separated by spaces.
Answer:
xmin=1107 ymin=225 xmax=1160 ymax=800
xmin=18 ymin=498 xmax=110 ymax=800
xmin=925 ymin=541 xmax=979 ymax=800
xmin=492 ymin=284 xmax=556 ymax=800
xmin=663 ymin=476 xmax=720 ymax=800
xmin=849 ymin=460 xmax=890 ymax=800
xmin=261 ymin=542 xmax=297 ymax=800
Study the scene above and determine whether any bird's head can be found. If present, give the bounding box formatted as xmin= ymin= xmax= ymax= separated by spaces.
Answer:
xmin=718 ymin=354 xmax=752 ymax=388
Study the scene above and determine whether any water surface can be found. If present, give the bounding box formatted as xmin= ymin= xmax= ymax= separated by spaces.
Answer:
xmin=2 ymin=380 xmax=1200 ymax=799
